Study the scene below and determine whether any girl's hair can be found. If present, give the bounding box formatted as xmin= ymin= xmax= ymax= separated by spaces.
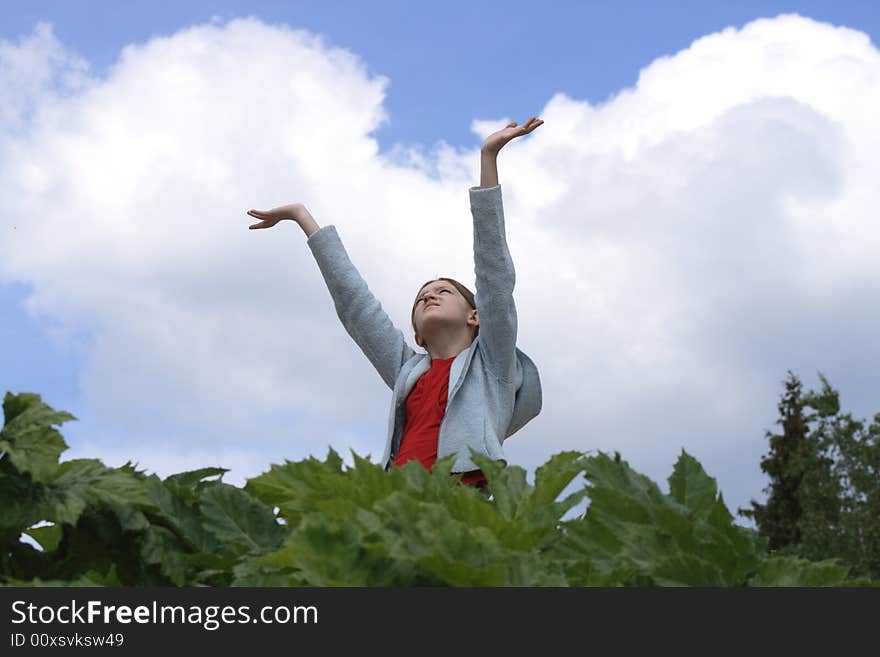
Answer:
xmin=410 ymin=277 xmax=479 ymax=349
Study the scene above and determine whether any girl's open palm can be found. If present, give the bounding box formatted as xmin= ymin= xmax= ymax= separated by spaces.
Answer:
xmin=482 ymin=116 xmax=544 ymax=154
xmin=246 ymin=204 xmax=304 ymax=229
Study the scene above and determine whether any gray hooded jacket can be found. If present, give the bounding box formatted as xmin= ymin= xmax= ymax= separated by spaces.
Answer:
xmin=306 ymin=183 xmax=542 ymax=473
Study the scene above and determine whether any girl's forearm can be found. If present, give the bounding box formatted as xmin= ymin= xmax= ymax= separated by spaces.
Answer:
xmin=296 ymin=207 xmax=320 ymax=238
xmin=480 ymin=149 xmax=499 ymax=188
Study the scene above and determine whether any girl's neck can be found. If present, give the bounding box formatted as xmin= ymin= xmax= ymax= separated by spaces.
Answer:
xmin=423 ymin=330 xmax=475 ymax=361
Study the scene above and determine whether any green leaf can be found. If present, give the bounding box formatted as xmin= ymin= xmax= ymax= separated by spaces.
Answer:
xmin=244 ymin=448 xmax=399 ymax=530
xmin=164 ymin=467 xmax=228 ymax=489
xmin=0 ymin=393 xmax=75 ymax=482
xmin=570 ymin=452 xmax=762 ymax=586
xmin=470 ymin=452 xmax=530 ymax=521
xmin=515 ymin=451 xmax=590 ymax=546
xmin=145 ymin=476 xmax=221 ymax=553
xmin=230 ymin=553 xmax=302 ymax=586
xmin=0 ymin=429 xmax=66 ymax=482
xmin=79 ymin=564 xmax=122 ymax=586
xmin=268 ymin=514 xmax=385 ymax=586
xmin=45 ymin=459 xmax=153 ymax=526
xmin=3 ymin=392 xmax=77 ymax=428
xmin=0 ymin=471 xmax=46 ymax=538
xmin=667 ymin=449 xmax=718 ymax=517
xmin=200 ymin=483 xmax=286 ymax=552
xmin=245 ymin=449 xmax=346 ymax=508
xmin=749 ymin=555 xmax=851 ymax=586
xmin=528 ymin=451 xmax=588 ymax=510
xmin=162 ymin=467 xmax=228 ymax=505
xmin=140 ymin=526 xmax=189 ymax=586
xmin=24 ymin=523 xmax=62 ymax=552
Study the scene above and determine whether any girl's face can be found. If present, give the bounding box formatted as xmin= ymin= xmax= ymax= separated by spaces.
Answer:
xmin=412 ymin=281 xmax=478 ymax=344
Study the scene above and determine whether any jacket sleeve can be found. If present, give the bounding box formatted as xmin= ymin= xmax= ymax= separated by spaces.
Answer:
xmin=306 ymin=225 xmax=417 ymax=390
xmin=469 ymin=184 xmax=518 ymax=383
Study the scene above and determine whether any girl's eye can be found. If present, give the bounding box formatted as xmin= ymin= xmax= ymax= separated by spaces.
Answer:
xmin=419 ymin=289 xmax=450 ymax=302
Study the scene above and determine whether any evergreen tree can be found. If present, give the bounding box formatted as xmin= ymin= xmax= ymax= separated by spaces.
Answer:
xmin=741 ymin=370 xmax=880 ymax=580
xmin=738 ymin=370 xmax=814 ymax=551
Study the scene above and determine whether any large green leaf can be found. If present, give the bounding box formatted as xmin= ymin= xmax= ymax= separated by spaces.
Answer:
xmin=163 ymin=467 xmax=228 ymax=505
xmin=165 ymin=467 xmax=228 ymax=489
xmin=749 ymin=555 xmax=851 ymax=586
xmin=199 ymin=483 xmax=286 ymax=552
xmin=667 ymin=449 xmax=718 ymax=517
xmin=2 ymin=392 xmax=77 ymax=429
xmin=526 ymin=451 xmax=589 ymax=510
xmin=0 ymin=471 xmax=46 ymax=538
xmin=265 ymin=514 xmax=388 ymax=586
xmin=246 ymin=449 xmax=345 ymax=505
xmin=230 ymin=552 xmax=303 ymax=586
xmin=0 ymin=427 xmax=66 ymax=483
xmin=0 ymin=393 xmax=75 ymax=483
xmin=470 ymin=452 xmax=530 ymax=521
xmin=145 ymin=475 xmax=222 ymax=554
xmin=560 ymin=451 xmax=766 ymax=586
xmin=45 ymin=459 xmax=153 ymax=526
xmin=140 ymin=525 xmax=189 ymax=586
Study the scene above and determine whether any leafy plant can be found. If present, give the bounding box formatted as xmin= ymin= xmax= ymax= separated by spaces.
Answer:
xmin=1 ymin=391 xmax=873 ymax=587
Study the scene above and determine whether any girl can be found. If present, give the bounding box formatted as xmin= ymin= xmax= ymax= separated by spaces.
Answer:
xmin=247 ymin=116 xmax=544 ymax=497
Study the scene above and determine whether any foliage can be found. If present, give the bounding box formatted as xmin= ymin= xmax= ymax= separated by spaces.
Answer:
xmin=738 ymin=370 xmax=814 ymax=549
xmin=739 ymin=371 xmax=880 ymax=581
xmin=1 ymin=391 xmax=874 ymax=587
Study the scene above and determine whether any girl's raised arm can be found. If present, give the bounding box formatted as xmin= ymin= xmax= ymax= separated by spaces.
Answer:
xmin=246 ymin=202 xmax=416 ymax=390
xmin=469 ymin=116 xmax=543 ymax=382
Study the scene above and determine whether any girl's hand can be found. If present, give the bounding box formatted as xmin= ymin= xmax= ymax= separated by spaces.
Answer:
xmin=246 ymin=203 xmax=307 ymax=229
xmin=481 ymin=116 xmax=544 ymax=155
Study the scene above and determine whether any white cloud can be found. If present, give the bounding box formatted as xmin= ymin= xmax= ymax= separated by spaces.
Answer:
xmin=2 ymin=14 xmax=879 ymax=519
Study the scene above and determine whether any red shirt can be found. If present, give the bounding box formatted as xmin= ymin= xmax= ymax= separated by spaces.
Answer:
xmin=392 ymin=355 xmax=488 ymax=489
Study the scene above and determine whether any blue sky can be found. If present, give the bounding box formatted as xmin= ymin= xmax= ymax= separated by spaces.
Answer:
xmin=2 ymin=1 xmax=879 ymax=523
xmin=5 ymin=1 xmax=878 ymax=153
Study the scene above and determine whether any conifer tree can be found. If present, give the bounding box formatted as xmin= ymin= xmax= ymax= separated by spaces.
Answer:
xmin=739 ymin=370 xmax=813 ymax=551
xmin=741 ymin=370 xmax=880 ymax=579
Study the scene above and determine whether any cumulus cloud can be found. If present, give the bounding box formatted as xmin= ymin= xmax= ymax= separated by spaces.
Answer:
xmin=2 ymin=14 xmax=879 ymax=517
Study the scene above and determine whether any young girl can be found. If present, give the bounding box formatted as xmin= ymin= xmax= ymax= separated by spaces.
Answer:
xmin=247 ymin=116 xmax=544 ymax=497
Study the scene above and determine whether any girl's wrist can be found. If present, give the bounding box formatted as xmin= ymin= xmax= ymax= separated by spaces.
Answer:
xmin=295 ymin=208 xmax=320 ymax=237
xmin=479 ymin=149 xmax=499 ymax=188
